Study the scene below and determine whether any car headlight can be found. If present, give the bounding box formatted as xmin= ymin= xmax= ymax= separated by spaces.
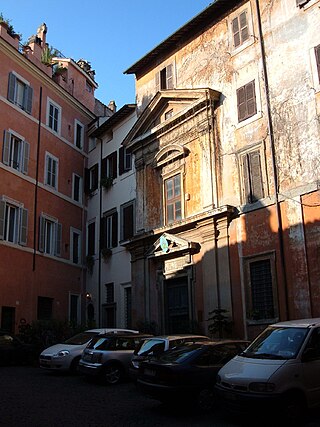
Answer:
xmin=249 ymin=382 xmax=275 ymax=392
xmin=132 ymin=361 xmax=140 ymax=369
xmin=55 ymin=350 xmax=70 ymax=357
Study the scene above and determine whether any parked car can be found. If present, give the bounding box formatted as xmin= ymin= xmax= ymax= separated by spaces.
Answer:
xmin=215 ymin=318 xmax=320 ymax=423
xmin=136 ymin=339 xmax=249 ymax=410
xmin=39 ymin=328 xmax=139 ymax=373
xmin=129 ymin=334 xmax=210 ymax=381
xmin=0 ymin=330 xmax=38 ymax=366
xmin=78 ymin=332 xmax=153 ymax=384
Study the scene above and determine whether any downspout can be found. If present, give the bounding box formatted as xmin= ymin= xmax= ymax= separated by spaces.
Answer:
xmin=98 ymin=137 xmax=103 ymax=327
xmin=33 ymin=86 xmax=42 ymax=271
xmin=255 ymin=0 xmax=289 ymax=318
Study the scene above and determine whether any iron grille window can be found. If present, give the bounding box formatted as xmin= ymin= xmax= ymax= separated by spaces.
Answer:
xmin=124 ymin=287 xmax=132 ymax=328
xmin=105 ymin=283 xmax=114 ymax=304
xmin=249 ymin=259 xmax=275 ymax=320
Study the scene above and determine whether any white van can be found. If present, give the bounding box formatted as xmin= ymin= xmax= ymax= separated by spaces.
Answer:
xmin=39 ymin=328 xmax=139 ymax=372
xmin=215 ymin=318 xmax=320 ymax=422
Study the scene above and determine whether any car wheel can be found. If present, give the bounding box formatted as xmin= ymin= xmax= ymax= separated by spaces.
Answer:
xmin=103 ymin=364 xmax=123 ymax=385
xmin=282 ymin=392 xmax=306 ymax=424
xmin=197 ymin=388 xmax=215 ymax=411
xmin=70 ymin=357 xmax=80 ymax=374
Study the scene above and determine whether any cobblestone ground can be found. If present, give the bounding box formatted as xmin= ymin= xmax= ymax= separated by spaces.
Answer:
xmin=0 ymin=366 xmax=319 ymax=427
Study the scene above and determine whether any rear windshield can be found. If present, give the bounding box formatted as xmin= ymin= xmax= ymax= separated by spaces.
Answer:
xmin=243 ymin=326 xmax=308 ymax=360
xmin=158 ymin=344 xmax=201 ymax=363
xmin=63 ymin=332 xmax=98 ymax=345
xmin=136 ymin=339 xmax=165 ymax=356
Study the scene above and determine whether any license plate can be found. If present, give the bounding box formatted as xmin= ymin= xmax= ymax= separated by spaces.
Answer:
xmin=144 ymin=368 xmax=156 ymax=376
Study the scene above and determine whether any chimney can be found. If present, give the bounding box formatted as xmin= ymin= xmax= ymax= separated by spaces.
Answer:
xmin=108 ymin=100 xmax=117 ymax=113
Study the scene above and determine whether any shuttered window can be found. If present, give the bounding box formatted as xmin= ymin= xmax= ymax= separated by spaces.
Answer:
xmin=45 ymin=153 xmax=58 ymax=189
xmin=7 ymin=72 xmax=33 ymax=114
xmin=39 ymin=214 xmax=62 ymax=256
xmin=0 ymin=199 xmax=28 ymax=246
xmin=156 ymin=63 xmax=174 ymax=91
xmin=165 ymin=174 xmax=182 ymax=224
xmin=101 ymin=152 xmax=117 ymax=180
xmin=119 ymin=146 xmax=132 ymax=175
xmin=74 ymin=120 xmax=84 ymax=149
xmin=232 ymin=10 xmax=249 ymax=48
xmin=241 ymin=149 xmax=264 ymax=203
xmin=121 ymin=201 xmax=135 ymax=241
xmin=2 ymin=131 xmax=30 ymax=174
xmin=237 ymin=81 xmax=257 ymax=122
xmin=87 ymin=221 xmax=96 ymax=256
xmin=101 ymin=210 xmax=118 ymax=249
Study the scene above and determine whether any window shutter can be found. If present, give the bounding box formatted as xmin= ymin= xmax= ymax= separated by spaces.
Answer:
xmin=39 ymin=215 xmax=45 ymax=252
xmin=246 ymin=81 xmax=257 ymax=117
xmin=24 ymin=85 xmax=33 ymax=114
xmin=232 ymin=17 xmax=240 ymax=48
xmin=111 ymin=152 xmax=117 ymax=179
xmin=22 ymin=141 xmax=30 ymax=175
xmin=119 ymin=147 xmax=124 ymax=176
xmin=7 ymin=72 xmax=16 ymax=103
xmin=249 ymin=151 xmax=264 ymax=201
xmin=315 ymin=45 xmax=320 ymax=82
xmin=84 ymin=168 xmax=90 ymax=194
xmin=237 ymin=86 xmax=246 ymax=122
xmin=101 ymin=157 xmax=108 ymax=178
xmin=2 ymin=131 xmax=11 ymax=165
xmin=242 ymin=154 xmax=251 ymax=204
xmin=112 ymin=212 xmax=118 ymax=248
xmin=100 ymin=216 xmax=107 ymax=249
xmin=155 ymin=72 xmax=160 ymax=92
xmin=123 ymin=204 xmax=134 ymax=240
xmin=55 ymin=222 xmax=62 ymax=256
xmin=92 ymin=164 xmax=98 ymax=190
xmin=296 ymin=0 xmax=310 ymax=6
xmin=240 ymin=11 xmax=249 ymax=43
xmin=166 ymin=64 xmax=173 ymax=89
xmin=0 ymin=200 xmax=6 ymax=240
xmin=19 ymin=207 xmax=28 ymax=246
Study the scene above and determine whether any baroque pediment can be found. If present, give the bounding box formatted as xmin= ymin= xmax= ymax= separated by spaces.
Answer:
xmin=147 ymin=232 xmax=200 ymax=259
xmin=123 ymin=88 xmax=220 ymax=152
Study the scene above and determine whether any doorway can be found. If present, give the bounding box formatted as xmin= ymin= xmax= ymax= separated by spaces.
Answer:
xmin=164 ymin=276 xmax=190 ymax=333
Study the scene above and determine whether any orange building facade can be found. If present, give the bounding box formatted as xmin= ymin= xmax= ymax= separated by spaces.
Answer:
xmin=0 ymin=22 xmax=97 ymax=332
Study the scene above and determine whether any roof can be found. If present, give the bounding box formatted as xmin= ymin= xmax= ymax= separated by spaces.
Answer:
xmin=124 ymin=0 xmax=242 ymax=76
xmin=91 ymin=104 xmax=136 ymax=138
xmin=271 ymin=318 xmax=320 ymax=328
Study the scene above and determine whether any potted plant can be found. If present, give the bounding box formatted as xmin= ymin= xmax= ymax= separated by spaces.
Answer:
xmin=100 ymin=176 xmax=114 ymax=190
xmin=101 ymin=247 xmax=112 ymax=260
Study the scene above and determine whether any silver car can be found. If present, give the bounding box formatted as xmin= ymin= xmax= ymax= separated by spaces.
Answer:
xmin=78 ymin=333 xmax=152 ymax=384
xmin=39 ymin=328 xmax=139 ymax=373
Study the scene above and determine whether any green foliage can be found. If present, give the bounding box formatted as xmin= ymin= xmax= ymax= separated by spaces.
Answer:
xmin=0 ymin=13 xmax=21 ymax=38
xmin=208 ymin=308 xmax=233 ymax=339
xmin=41 ymin=45 xmax=61 ymax=65
xmin=100 ymin=176 xmax=114 ymax=190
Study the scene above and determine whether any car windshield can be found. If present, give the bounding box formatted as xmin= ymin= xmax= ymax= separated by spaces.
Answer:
xmin=136 ymin=339 xmax=165 ymax=356
xmin=63 ymin=332 xmax=97 ymax=345
xmin=243 ymin=326 xmax=308 ymax=359
xmin=158 ymin=344 xmax=201 ymax=363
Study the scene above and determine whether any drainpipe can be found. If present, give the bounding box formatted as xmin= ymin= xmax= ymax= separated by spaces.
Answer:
xmin=255 ymin=0 xmax=289 ymax=318
xmin=98 ymin=137 xmax=103 ymax=327
xmin=33 ymin=86 xmax=42 ymax=271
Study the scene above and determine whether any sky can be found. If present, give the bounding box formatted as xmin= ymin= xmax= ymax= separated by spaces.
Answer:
xmin=1 ymin=0 xmax=212 ymax=109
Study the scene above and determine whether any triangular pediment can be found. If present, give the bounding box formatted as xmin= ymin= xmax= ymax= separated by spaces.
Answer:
xmin=147 ymin=232 xmax=200 ymax=258
xmin=123 ymin=88 xmax=220 ymax=151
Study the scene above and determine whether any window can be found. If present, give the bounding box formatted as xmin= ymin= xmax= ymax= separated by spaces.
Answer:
xmin=240 ymin=148 xmax=265 ymax=203
xmin=39 ymin=214 xmax=62 ymax=256
xmin=103 ymin=283 xmax=116 ymax=328
xmin=101 ymin=152 xmax=117 ymax=180
xmin=87 ymin=221 xmax=96 ymax=256
xmin=246 ymin=257 xmax=277 ymax=321
xmin=74 ymin=120 xmax=84 ymax=149
xmin=7 ymin=72 xmax=33 ymax=114
xmin=120 ymin=201 xmax=135 ymax=241
xmin=232 ymin=10 xmax=249 ymax=48
xmin=296 ymin=0 xmax=312 ymax=6
xmin=0 ymin=199 xmax=28 ymax=245
xmin=156 ymin=63 xmax=173 ymax=91
xmin=315 ymin=45 xmax=320 ymax=83
xmin=2 ymin=131 xmax=30 ymax=174
xmin=47 ymin=98 xmax=61 ymax=134
xmin=165 ymin=174 xmax=182 ymax=224
xmin=84 ymin=164 xmax=98 ymax=194
xmin=101 ymin=209 xmax=118 ymax=249
xmin=105 ymin=283 xmax=114 ymax=304
xmin=119 ymin=146 xmax=132 ymax=175
xmin=69 ymin=294 xmax=80 ymax=324
xmin=37 ymin=297 xmax=53 ymax=320
xmin=237 ymin=81 xmax=257 ymax=122
xmin=45 ymin=153 xmax=58 ymax=190
xmin=70 ymin=228 xmax=81 ymax=264
xmin=72 ymin=174 xmax=82 ymax=203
